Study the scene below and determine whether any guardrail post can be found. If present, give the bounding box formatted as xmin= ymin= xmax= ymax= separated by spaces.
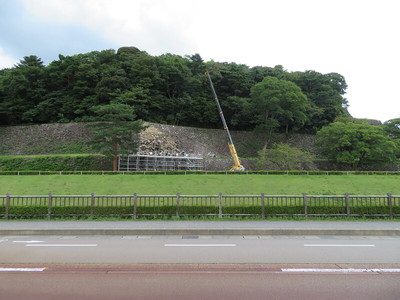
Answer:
xmin=90 ymin=193 xmax=95 ymax=217
xmin=261 ymin=193 xmax=265 ymax=219
xmin=345 ymin=193 xmax=350 ymax=217
xmin=387 ymin=193 xmax=393 ymax=219
xmin=47 ymin=193 xmax=53 ymax=220
xmin=133 ymin=193 xmax=137 ymax=220
xmin=303 ymin=193 xmax=308 ymax=218
xmin=5 ymin=193 xmax=10 ymax=220
xmin=219 ymin=193 xmax=223 ymax=218
xmin=176 ymin=193 xmax=180 ymax=217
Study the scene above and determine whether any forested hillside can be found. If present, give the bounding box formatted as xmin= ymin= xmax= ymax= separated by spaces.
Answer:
xmin=0 ymin=46 xmax=348 ymax=134
xmin=2 ymin=47 xmax=399 ymax=171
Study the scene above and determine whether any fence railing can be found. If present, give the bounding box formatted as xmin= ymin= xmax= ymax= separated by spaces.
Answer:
xmin=1 ymin=193 xmax=399 ymax=219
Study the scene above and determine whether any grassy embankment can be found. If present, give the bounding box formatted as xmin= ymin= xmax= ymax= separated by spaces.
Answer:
xmin=1 ymin=174 xmax=399 ymax=195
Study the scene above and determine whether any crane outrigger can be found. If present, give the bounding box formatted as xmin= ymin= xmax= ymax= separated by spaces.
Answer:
xmin=205 ymin=70 xmax=245 ymax=171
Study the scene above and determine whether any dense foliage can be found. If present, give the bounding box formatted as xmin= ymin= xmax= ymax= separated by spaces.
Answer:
xmin=256 ymin=143 xmax=315 ymax=170
xmin=316 ymin=120 xmax=399 ymax=168
xmin=87 ymin=103 xmax=145 ymax=170
xmin=0 ymin=47 xmax=348 ymax=133
xmin=383 ymin=118 xmax=400 ymax=144
xmin=0 ymin=155 xmax=109 ymax=171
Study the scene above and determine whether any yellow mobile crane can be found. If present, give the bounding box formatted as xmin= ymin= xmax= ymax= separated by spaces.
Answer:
xmin=205 ymin=71 xmax=245 ymax=171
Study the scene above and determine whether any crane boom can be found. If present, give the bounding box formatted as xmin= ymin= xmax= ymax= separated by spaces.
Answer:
xmin=205 ymin=71 xmax=245 ymax=171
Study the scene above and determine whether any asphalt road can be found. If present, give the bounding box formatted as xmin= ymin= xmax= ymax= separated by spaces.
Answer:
xmin=1 ymin=264 xmax=399 ymax=300
xmin=0 ymin=235 xmax=399 ymax=264
xmin=1 ymin=235 xmax=400 ymax=299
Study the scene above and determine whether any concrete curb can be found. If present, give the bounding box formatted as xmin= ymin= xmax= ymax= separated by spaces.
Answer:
xmin=1 ymin=228 xmax=399 ymax=236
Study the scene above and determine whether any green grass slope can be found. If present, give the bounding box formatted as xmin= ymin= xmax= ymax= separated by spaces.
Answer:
xmin=1 ymin=174 xmax=399 ymax=195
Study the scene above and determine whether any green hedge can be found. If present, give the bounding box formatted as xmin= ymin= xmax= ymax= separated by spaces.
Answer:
xmin=1 ymin=170 xmax=400 ymax=175
xmin=2 ymin=205 xmax=399 ymax=219
xmin=0 ymin=155 xmax=111 ymax=171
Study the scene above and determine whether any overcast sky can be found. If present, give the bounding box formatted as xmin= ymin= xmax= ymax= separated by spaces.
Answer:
xmin=1 ymin=0 xmax=399 ymax=122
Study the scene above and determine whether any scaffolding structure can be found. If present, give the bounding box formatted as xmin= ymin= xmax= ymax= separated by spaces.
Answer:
xmin=118 ymin=154 xmax=204 ymax=172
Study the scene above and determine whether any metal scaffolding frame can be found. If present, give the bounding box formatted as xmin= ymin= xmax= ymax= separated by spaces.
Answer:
xmin=118 ymin=154 xmax=204 ymax=171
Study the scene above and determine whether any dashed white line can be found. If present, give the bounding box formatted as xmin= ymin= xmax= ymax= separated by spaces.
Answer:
xmin=164 ymin=244 xmax=237 ymax=247
xmin=282 ymin=268 xmax=400 ymax=273
xmin=0 ymin=268 xmax=46 ymax=272
xmin=304 ymin=244 xmax=375 ymax=247
xmin=13 ymin=240 xmax=44 ymax=244
xmin=26 ymin=244 xmax=97 ymax=247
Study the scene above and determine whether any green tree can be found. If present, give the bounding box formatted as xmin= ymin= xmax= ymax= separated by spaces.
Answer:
xmin=205 ymin=62 xmax=254 ymax=98
xmin=87 ymin=103 xmax=145 ymax=171
xmin=383 ymin=118 xmax=400 ymax=158
xmin=249 ymin=65 xmax=287 ymax=83
xmin=15 ymin=55 xmax=44 ymax=68
xmin=224 ymin=96 xmax=252 ymax=129
xmin=250 ymin=76 xmax=310 ymax=147
xmin=113 ymin=86 xmax=152 ymax=121
xmin=0 ymin=46 xmax=349 ymax=132
xmin=287 ymin=71 xmax=348 ymax=131
xmin=205 ymin=62 xmax=254 ymax=127
xmin=46 ymin=50 xmax=120 ymax=121
xmin=154 ymin=54 xmax=193 ymax=121
xmin=383 ymin=118 xmax=400 ymax=139
xmin=185 ymin=53 xmax=205 ymax=75
xmin=316 ymin=121 xmax=399 ymax=168
xmin=256 ymin=143 xmax=315 ymax=170
xmin=0 ymin=56 xmax=45 ymax=124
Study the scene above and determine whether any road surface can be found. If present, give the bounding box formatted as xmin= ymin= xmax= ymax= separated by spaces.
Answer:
xmin=0 ymin=235 xmax=399 ymax=264
xmin=1 ymin=234 xmax=399 ymax=299
xmin=1 ymin=264 xmax=399 ymax=300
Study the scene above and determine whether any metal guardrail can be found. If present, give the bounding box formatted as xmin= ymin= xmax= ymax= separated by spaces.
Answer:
xmin=1 ymin=193 xmax=399 ymax=219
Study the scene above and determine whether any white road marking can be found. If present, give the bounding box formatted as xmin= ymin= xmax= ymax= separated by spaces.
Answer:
xmin=13 ymin=240 xmax=44 ymax=243
xmin=0 ymin=239 xmax=8 ymax=243
xmin=164 ymin=244 xmax=237 ymax=247
xmin=282 ymin=268 xmax=400 ymax=273
xmin=0 ymin=268 xmax=46 ymax=272
xmin=26 ymin=244 xmax=97 ymax=247
xmin=304 ymin=244 xmax=375 ymax=247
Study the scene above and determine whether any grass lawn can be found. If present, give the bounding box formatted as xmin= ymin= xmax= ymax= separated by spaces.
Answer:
xmin=1 ymin=174 xmax=399 ymax=195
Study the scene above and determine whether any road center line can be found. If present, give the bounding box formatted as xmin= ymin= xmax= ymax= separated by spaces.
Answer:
xmin=164 ymin=244 xmax=237 ymax=247
xmin=13 ymin=240 xmax=44 ymax=244
xmin=0 ymin=268 xmax=46 ymax=272
xmin=26 ymin=244 xmax=97 ymax=247
xmin=282 ymin=268 xmax=400 ymax=273
xmin=304 ymin=244 xmax=375 ymax=247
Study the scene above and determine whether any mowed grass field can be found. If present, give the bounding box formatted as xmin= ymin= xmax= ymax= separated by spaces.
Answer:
xmin=1 ymin=174 xmax=399 ymax=195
